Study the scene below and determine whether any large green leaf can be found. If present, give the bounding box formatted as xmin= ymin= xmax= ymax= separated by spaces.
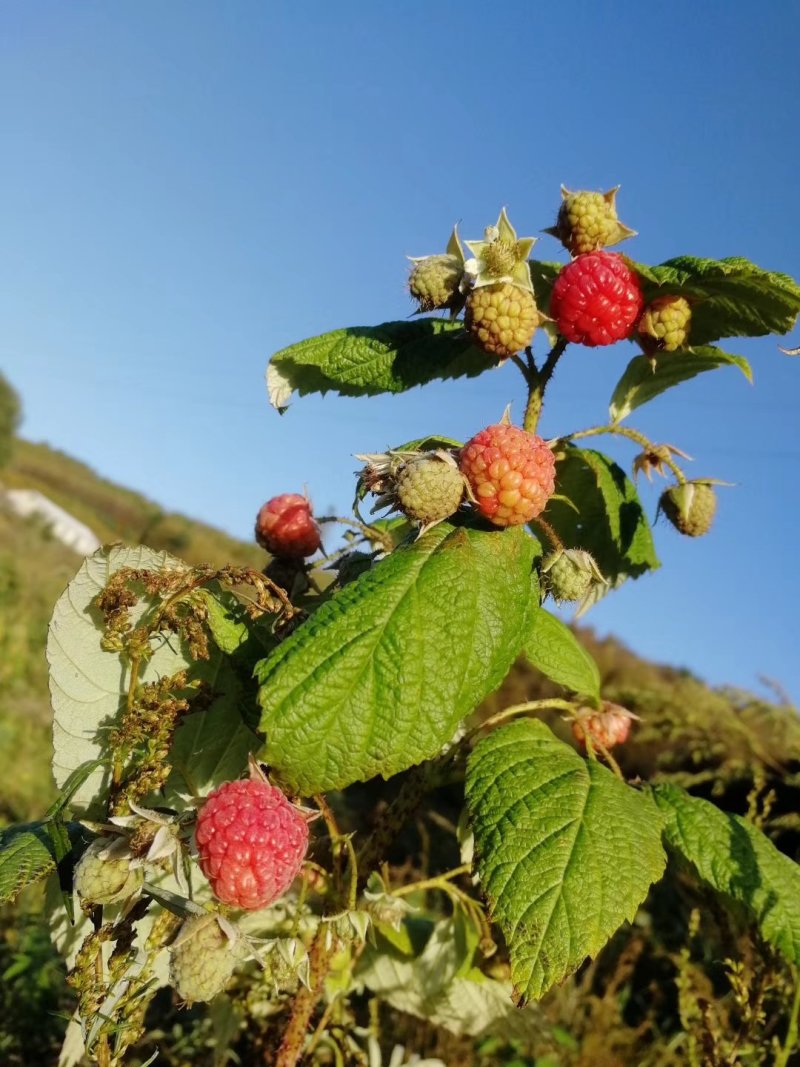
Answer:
xmin=632 ymin=256 xmax=800 ymax=345
xmin=257 ymin=522 xmax=536 ymax=794
xmin=0 ymin=822 xmax=79 ymax=905
xmin=653 ymin=783 xmax=800 ymax=965
xmin=522 ymin=610 xmax=600 ymax=703
xmin=609 ymin=345 xmax=753 ymax=424
xmin=267 ymin=319 xmax=492 ymax=410
xmin=47 ymin=546 xmax=248 ymax=817
xmin=466 ymin=720 xmax=665 ymax=1002
xmin=538 ymin=446 xmax=659 ymax=605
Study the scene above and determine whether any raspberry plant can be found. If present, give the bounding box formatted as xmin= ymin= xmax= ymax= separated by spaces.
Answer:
xmin=2 ymin=187 xmax=800 ymax=1066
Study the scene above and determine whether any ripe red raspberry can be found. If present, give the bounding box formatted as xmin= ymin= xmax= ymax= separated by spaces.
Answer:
xmin=195 ymin=779 xmax=309 ymax=910
xmin=550 ymin=251 xmax=644 ymax=347
xmin=572 ymin=703 xmax=637 ymax=751
xmin=459 ymin=424 xmax=556 ymax=527
xmin=255 ymin=493 xmax=321 ymax=558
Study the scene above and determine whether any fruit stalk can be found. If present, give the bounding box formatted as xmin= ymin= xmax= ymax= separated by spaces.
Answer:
xmin=273 ymin=925 xmax=334 ymax=1067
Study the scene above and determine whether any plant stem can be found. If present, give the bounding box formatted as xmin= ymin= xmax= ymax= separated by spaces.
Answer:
xmin=775 ymin=969 xmax=800 ymax=1067
xmin=273 ymin=926 xmax=333 ymax=1067
xmin=475 ymin=698 xmax=576 ymax=734
xmin=523 ymin=337 xmax=568 ymax=434
xmin=566 ymin=423 xmax=687 ymax=482
xmin=391 ymin=864 xmax=471 ymax=897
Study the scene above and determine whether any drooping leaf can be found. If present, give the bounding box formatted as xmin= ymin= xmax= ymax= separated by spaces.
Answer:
xmin=522 ymin=610 xmax=601 ymax=703
xmin=537 ymin=446 xmax=659 ymax=603
xmin=609 ymin=346 xmax=753 ymax=424
xmin=466 ymin=719 xmax=665 ymax=1002
xmin=47 ymin=545 xmax=249 ymax=817
xmin=358 ymin=917 xmax=545 ymax=1040
xmin=257 ymin=522 xmax=536 ymax=794
xmin=632 ymin=256 xmax=800 ymax=345
xmin=0 ymin=821 xmax=80 ymax=905
xmin=267 ymin=319 xmax=493 ymax=410
xmin=653 ymin=783 xmax=800 ymax=965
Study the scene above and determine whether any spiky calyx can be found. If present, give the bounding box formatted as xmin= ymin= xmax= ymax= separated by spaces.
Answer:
xmin=395 ymin=452 xmax=466 ymax=528
xmin=408 ymin=254 xmax=464 ymax=313
xmin=639 ymin=295 xmax=692 ymax=353
xmin=465 ymin=282 xmax=539 ymax=359
xmin=545 ymin=186 xmax=636 ymax=256
xmin=541 ymin=549 xmax=605 ymax=604
xmin=550 ymin=251 xmax=644 ymax=347
xmin=195 ymin=777 xmax=310 ymax=910
xmin=459 ymin=423 xmax=556 ymax=527
xmin=659 ymin=481 xmax=717 ymax=537
xmin=255 ymin=493 xmax=322 ymax=559
xmin=169 ymin=914 xmax=244 ymax=1003
xmin=73 ymin=837 xmax=143 ymax=906
xmin=464 ymin=209 xmax=536 ymax=292
xmin=572 ymin=702 xmax=637 ymax=751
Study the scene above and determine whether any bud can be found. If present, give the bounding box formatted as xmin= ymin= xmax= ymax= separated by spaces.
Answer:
xmin=659 ymin=481 xmax=718 ymax=537
xmin=541 ymin=549 xmax=606 ymax=605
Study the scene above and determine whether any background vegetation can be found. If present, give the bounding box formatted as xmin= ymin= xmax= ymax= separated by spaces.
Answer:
xmin=1 ymin=416 xmax=798 ymax=1065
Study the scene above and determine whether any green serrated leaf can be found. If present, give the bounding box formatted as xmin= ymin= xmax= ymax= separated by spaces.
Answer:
xmin=0 ymin=821 xmax=79 ymax=905
xmin=257 ymin=522 xmax=536 ymax=794
xmin=632 ymin=256 xmax=800 ymax=345
xmin=538 ymin=446 xmax=659 ymax=603
xmin=609 ymin=346 xmax=753 ymax=424
xmin=653 ymin=783 xmax=800 ymax=965
xmin=267 ymin=319 xmax=492 ymax=410
xmin=466 ymin=719 xmax=665 ymax=1002
xmin=523 ymin=610 xmax=600 ymax=703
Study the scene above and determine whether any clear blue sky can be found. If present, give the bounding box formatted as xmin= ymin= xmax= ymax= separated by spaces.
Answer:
xmin=2 ymin=2 xmax=799 ymax=698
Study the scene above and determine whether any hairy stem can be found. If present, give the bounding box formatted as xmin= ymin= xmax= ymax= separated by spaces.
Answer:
xmin=566 ymin=424 xmax=688 ymax=482
xmin=523 ymin=336 xmax=568 ymax=433
xmin=274 ymin=926 xmax=334 ymax=1067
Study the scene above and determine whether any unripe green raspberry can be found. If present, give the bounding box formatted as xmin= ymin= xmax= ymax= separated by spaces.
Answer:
xmin=659 ymin=481 xmax=717 ymax=537
xmin=465 ymin=282 xmax=539 ymax=359
xmin=545 ymin=186 xmax=636 ymax=256
xmin=639 ymin=295 xmax=692 ymax=352
xmin=408 ymin=254 xmax=464 ymax=312
xmin=169 ymin=914 xmax=244 ymax=1003
xmin=541 ymin=549 xmax=605 ymax=604
xmin=73 ymin=837 xmax=143 ymax=906
xmin=395 ymin=453 xmax=466 ymax=526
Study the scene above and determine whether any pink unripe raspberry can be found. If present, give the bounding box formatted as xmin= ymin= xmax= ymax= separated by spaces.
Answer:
xmin=550 ymin=251 xmax=644 ymax=347
xmin=195 ymin=779 xmax=309 ymax=911
xmin=255 ymin=493 xmax=322 ymax=558
xmin=459 ymin=424 xmax=556 ymax=527
xmin=572 ymin=703 xmax=637 ymax=751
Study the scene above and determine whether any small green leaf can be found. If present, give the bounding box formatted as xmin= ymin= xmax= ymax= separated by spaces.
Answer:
xmin=609 ymin=346 xmax=753 ymax=424
xmin=538 ymin=446 xmax=659 ymax=604
xmin=0 ymin=822 xmax=80 ymax=905
xmin=522 ymin=610 xmax=600 ymax=703
xmin=466 ymin=719 xmax=665 ymax=1002
xmin=528 ymin=261 xmax=562 ymax=314
xmin=653 ymin=783 xmax=800 ymax=965
xmin=257 ymin=522 xmax=536 ymax=794
xmin=632 ymin=256 xmax=800 ymax=345
xmin=267 ymin=319 xmax=491 ymax=410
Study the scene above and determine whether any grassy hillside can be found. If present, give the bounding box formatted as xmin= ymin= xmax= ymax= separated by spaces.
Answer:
xmin=3 ymin=438 xmax=264 ymax=570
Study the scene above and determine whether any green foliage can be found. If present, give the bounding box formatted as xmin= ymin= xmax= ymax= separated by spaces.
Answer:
xmin=466 ymin=719 xmax=665 ymax=1002
xmin=609 ymin=346 xmax=753 ymax=424
xmin=633 ymin=255 xmax=800 ymax=344
xmin=653 ymin=783 xmax=800 ymax=965
xmin=267 ymin=319 xmax=490 ymax=410
xmin=522 ymin=609 xmax=601 ymax=703
xmin=538 ymin=446 xmax=659 ymax=603
xmin=0 ymin=822 xmax=65 ymax=905
xmin=257 ymin=522 xmax=537 ymax=793
xmin=0 ymin=373 xmax=21 ymax=469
